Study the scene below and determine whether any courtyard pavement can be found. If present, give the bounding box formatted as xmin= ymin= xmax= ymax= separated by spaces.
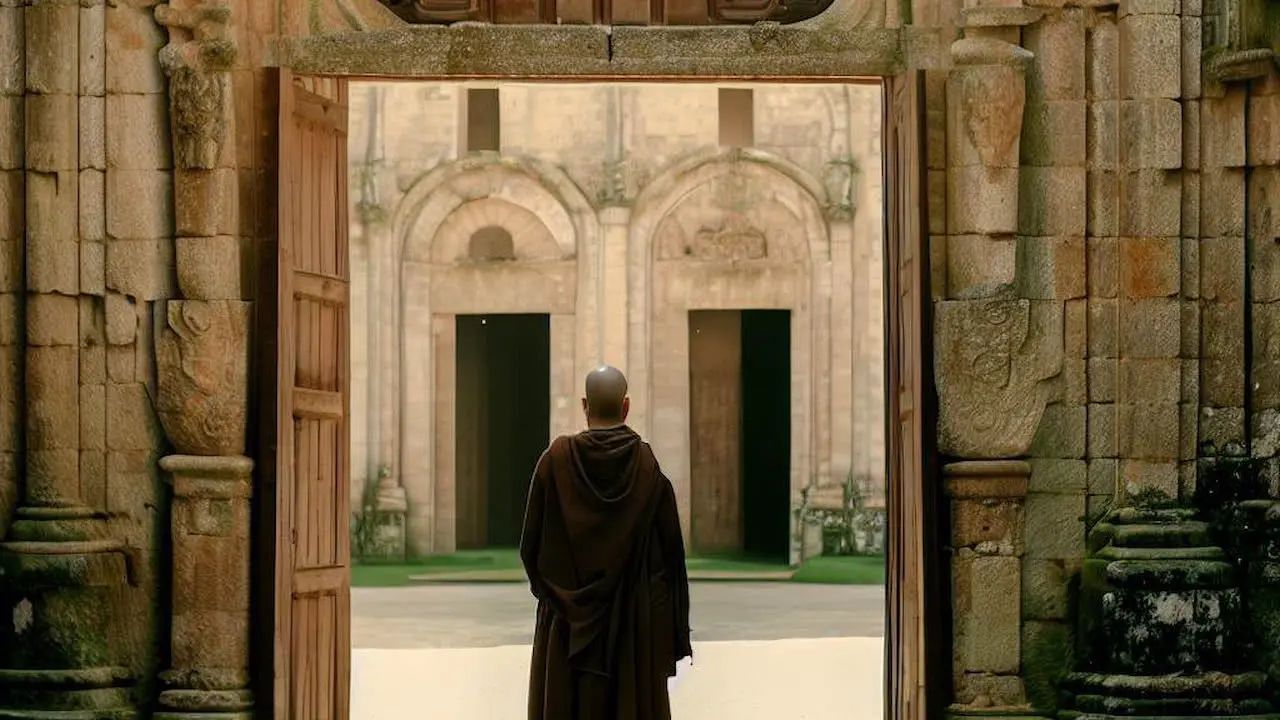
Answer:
xmin=352 ymin=582 xmax=886 ymax=719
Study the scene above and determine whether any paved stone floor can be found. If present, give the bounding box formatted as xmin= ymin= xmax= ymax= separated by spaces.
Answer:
xmin=352 ymin=582 xmax=886 ymax=648
xmin=352 ymin=583 xmax=886 ymax=719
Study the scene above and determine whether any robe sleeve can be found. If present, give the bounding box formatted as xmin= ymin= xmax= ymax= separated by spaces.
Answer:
xmin=519 ymin=446 xmax=553 ymax=602
xmin=655 ymin=472 xmax=693 ymax=662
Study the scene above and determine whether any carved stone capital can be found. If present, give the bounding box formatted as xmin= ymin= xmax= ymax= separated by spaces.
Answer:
xmin=156 ymin=1 xmax=237 ymax=171
xmin=155 ymin=300 xmax=252 ymax=456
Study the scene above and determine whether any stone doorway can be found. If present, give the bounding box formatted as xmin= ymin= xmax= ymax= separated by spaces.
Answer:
xmin=688 ymin=308 xmax=793 ymax=559
xmin=270 ymin=69 xmax=936 ymax=720
xmin=454 ymin=313 xmax=552 ymax=549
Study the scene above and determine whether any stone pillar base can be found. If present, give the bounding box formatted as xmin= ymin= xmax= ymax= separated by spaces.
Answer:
xmin=0 ymin=508 xmax=135 ymax=718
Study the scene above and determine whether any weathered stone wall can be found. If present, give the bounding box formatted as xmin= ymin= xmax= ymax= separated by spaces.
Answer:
xmin=344 ymin=82 xmax=887 ymax=556
xmin=0 ymin=1 xmax=21 ymax=540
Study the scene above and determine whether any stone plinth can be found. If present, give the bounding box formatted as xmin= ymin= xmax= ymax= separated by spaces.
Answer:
xmin=1062 ymin=506 xmax=1279 ymax=718
xmin=0 ymin=508 xmax=135 ymax=718
xmin=945 ymin=460 xmax=1032 ymax=714
xmin=155 ymin=455 xmax=254 ymax=720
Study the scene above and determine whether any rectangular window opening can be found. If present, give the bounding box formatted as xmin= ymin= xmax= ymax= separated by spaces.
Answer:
xmin=718 ymin=87 xmax=754 ymax=147
xmin=466 ymin=88 xmax=501 ymax=153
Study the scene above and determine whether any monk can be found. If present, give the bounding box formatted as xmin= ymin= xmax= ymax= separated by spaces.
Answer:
xmin=520 ymin=365 xmax=693 ymax=720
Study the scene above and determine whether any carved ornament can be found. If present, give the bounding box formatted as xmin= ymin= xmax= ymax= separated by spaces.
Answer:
xmin=685 ymin=215 xmax=768 ymax=261
xmin=155 ymin=1 xmax=237 ymax=170
xmin=155 ymin=300 xmax=251 ymax=456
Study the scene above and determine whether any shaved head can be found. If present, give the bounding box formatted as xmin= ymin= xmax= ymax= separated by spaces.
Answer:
xmin=583 ymin=365 xmax=630 ymax=426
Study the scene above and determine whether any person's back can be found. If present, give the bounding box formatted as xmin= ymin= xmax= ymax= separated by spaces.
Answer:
xmin=520 ymin=366 xmax=693 ymax=720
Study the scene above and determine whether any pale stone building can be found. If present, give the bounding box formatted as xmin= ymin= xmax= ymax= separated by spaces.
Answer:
xmin=346 ymin=82 xmax=887 ymax=559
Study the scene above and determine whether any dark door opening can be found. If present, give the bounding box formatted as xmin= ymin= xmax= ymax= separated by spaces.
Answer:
xmin=455 ymin=313 xmax=551 ymax=549
xmin=688 ymin=309 xmax=791 ymax=560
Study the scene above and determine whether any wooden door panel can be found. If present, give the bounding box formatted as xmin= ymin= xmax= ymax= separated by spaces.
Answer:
xmin=276 ymin=69 xmax=352 ymax=720
xmin=883 ymin=70 xmax=932 ymax=720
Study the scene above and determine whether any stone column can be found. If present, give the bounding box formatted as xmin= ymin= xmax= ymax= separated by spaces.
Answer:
xmin=0 ymin=0 xmax=134 ymax=715
xmin=151 ymin=2 xmax=254 ymax=717
xmin=944 ymin=460 xmax=1032 ymax=715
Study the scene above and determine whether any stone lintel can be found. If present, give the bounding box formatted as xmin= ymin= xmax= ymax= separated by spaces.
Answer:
xmin=959 ymin=6 xmax=1045 ymax=30
xmin=945 ymin=460 xmax=1032 ymax=499
xmin=160 ymin=455 xmax=254 ymax=500
xmin=274 ymin=24 xmax=905 ymax=79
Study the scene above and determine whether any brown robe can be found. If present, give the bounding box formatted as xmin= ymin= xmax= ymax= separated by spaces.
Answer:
xmin=520 ymin=425 xmax=693 ymax=720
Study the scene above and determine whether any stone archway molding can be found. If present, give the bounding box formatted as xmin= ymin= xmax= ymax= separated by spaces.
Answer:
xmin=384 ymin=153 xmax=601 ymax=555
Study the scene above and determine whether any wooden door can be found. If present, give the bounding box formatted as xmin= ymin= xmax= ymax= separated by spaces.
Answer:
xmin=275 ymin=69 xmax=352 ymax=720
xmin=882 ymin=71 xmax=937 ymax=720
xmin=688 ymin=310 xmax=744 ymax=555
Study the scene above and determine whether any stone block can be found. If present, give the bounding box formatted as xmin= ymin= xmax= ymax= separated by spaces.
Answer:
xmin=1021 ymin=100 xmax=1087 ymax=167
xmin=1065 ymin=299 xmax=1086 ymax=358
xmin=0 ymin=96 xmax=22 ymax=170
xmin=1025 ymin=492 xmax=1087 ymax=559
xmin=174 ymin=168 xmax=239 ymax=238
xmin=1249 ymin=91 xmax=1280 ymax=166
xmin=25 ymin=293 xmax=78 ymax=347
xmin=1201 ymin=300 xmax=1243 ymax=359
xmin=928 ymin=170 xmax=946 ymax=237
xmin=1180 ymin=402 xmax=1197 ymax=460
xmin=1120 ymin=170 xmax=1182 ymax=237
xmin=1017 ymin=235 xmax=1086 ymax=300
xmin=1089 ymin=358 xmax=1117 ymax=402
xmin=0 ymin=293 xmax=14 ymax=346
xmin=106 ymin=238 xmax=175 ymax=301
xmin=106 ymin=382 xmax=161 ymax=451
xmin=1023 ymin=9 xmax=1087 ymax=103
xmin=81 ymin=241 xmax=105 ymax=297
xmin=0 ymin=240 xmax=17 ymax=295
xmin=930 ymin=235 xmax=947 ymax=301
xmin=25 ymin=94 xmax=78 ymax=172
xmin=1088 ymin=298 xmax=1117 ymax=357
xmin=1087 ymin=102 xmax=1118 ymax=171
xmin=1030 ymin=403 xmax=1086 ymax=459
xmin=79 ymin=383 xmax=105 ymax=451
xmin=1118 ymin=297 xmax=1180 ymax=358
xmin=1087 ymin=171 xmax=1117 ymax=236
xmin=79 ymin=95 xmax=104 ymax=171
xmin=1117 ymin=402 xmax=1179 ymax=460
xmin=24 ymin=0 xmax=78 ymax=94
xmin=1089 ymin=458 xmax=1118 ymax=495
xmin=1180 ymin=299 xmax=1200 ymax=357
xmin=1119 ymin=236 xmax=1178 ymax=298
xmin=25 ymin=170 xmax=78 ymax=294
xmin=1253 ymin=303 xmax=1280 ymax=409
xmin=79 ymin=3 xmax=105 ymax=97
xmin=1118 ymin=0 xmax=1179 ymax=14
xmin=1058 ymin=358 xmax=1087 ymax=404
xmin=1119 ymin=459 xmax=1179 ymax=498
xmin=1023 ymin=620 xmax=1075 ymax=712
xmin=1199 ymin=235 xmax=1244 ymax=301
xmin=1119 ymin=98 xmax=1182 ymax=170
xmin=80 ymin=169 xmax=105 ymax=242
xmin=1182 ymin=100 xmax=1200 ymax=169
xmin=955 ymin=553 xmax=1023 ymax=673
xmin=1024 ymin=559 xmax=1076 ymax=621
xmin=105 ymin=292 xmax=137 ymax=346
xmin=1117 ymin=358 xmax=1180 ymax=404
xmin=105 ymin=3 xmax=167 ymax=94
xmin=1198 ymin=405 xmax=1244 ymax=450
xmin=25 ymin=345 xmax=79 ymax=450
xmin=1118 ymin=14 xmax=1182 ymax=99
xmin=1029 ymin=458 xmax=1087 ymax=494
xmin=1180 ymin=237 xmax=1198 ymax=299
xmin=1202 ymin=92 xmax=1246 ymax=168
xmin=1250 ymin=167 xmax=1280 ymax=266
xmin=1181 ymin=17 xmax=1201 ymax=100
xmin=105 ymin=170 xmax=173 ymax=240
xmin=1089 ymin=403 xmax=1118 ymax=458
xmin=1018 ymin=167 xmax=1087 ymax=236
xmin=80 ymin=448 xmax=105 ymax=509
xmin=106 ymin=93 xmax=171 ymax=170
xmin=107 ymin=344 xmax=134 ymax=383
xmin=1199 ymin=168 xmax=1245 ymax=237
xmin=1180 ymin=358 xmax=1198 ymax=403
xmin=948 ymin=165 xmax=1020 ymax=236
xmin=1087 ymin=236 xmax=1117 ymax=299
xmin=1087 ymin=17 xmax=1119 ymax=101
xmin=81 ymin=338 xmax=105 ymax=386
xmin=176 ymin=236 xmax=249 ymax=300
xmin=0 ymin=6 xmax=20 ymax=95
xmin=1201 ymin=357 xmax=1244 ymax=408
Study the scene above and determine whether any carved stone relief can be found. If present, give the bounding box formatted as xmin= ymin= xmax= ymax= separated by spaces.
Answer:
xmin=155 ymin=2 xmax=238 ymax=171
xmin=934 ymin=293 xmax=1060 ymax=459
xmin=685 ymin=215 xmax=768 ymax=261
xmin=155 ymin=301 xmax=252 ymax=456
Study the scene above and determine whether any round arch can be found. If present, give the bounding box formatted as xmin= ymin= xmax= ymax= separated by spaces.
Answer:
xmin=381 ymin=153 xmax=602 ymax=556
xmin=625 ymin=148 xmax=832 ymax=563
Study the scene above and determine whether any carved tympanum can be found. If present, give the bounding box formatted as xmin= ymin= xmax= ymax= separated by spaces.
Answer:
xmin=934 ymin=292 xmax=1059 ymax=459
xmin=156 ymin=300 xmax=251 ymax=456
xmin=155 ymin=2 xmax=237 ymax=170
xmin=685 ymin=215 xmax=768 ymax=261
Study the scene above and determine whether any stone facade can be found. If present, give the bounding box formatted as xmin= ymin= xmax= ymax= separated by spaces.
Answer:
xmin=346 ymin=82 xmax=887 ymax=559
xmin=0 ymin=0 xmax=1276 ymax=717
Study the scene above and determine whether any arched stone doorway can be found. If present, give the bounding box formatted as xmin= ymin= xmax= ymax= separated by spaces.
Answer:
xmin=383 ymin=155 xmax=601 ymax=555
xmin=626 ymin=149 xmax=830 ymax=562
